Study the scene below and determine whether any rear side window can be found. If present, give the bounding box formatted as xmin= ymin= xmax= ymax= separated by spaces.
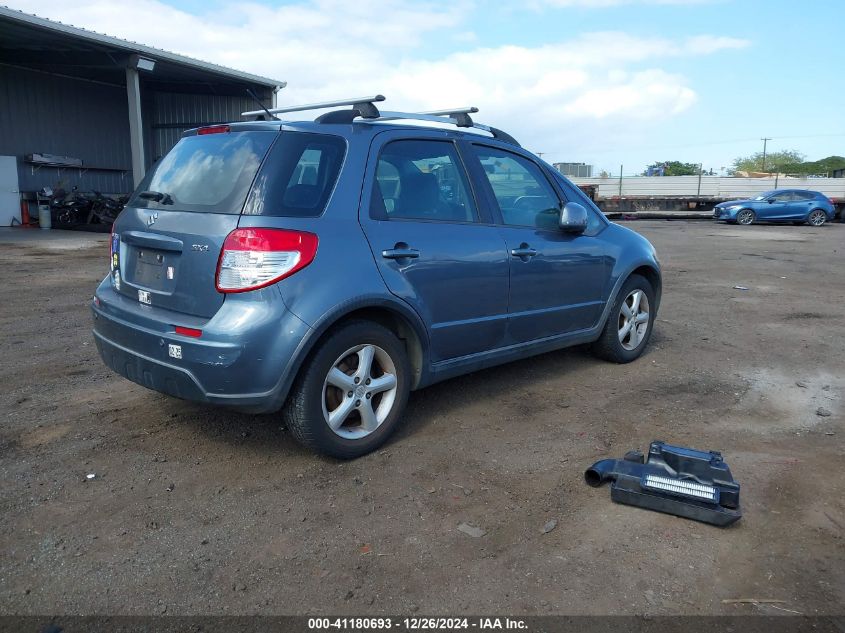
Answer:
xmin=371 ymin=140 xmax=478 ymax=223
xmin=130 ymin=131 xmax=276 ymax=214
xmin=243 ymin=132 xmax=346 ymax=217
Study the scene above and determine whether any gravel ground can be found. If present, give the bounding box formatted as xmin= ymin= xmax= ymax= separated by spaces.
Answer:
xmin=0 ymin=221 xmax=843 ymax=616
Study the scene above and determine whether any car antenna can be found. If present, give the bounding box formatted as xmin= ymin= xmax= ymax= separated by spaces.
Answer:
xmin=245 ymin=88 xmax=279 ymax=121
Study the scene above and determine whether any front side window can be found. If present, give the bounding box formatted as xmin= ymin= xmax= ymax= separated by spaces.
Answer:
xmin=473 ymin=146 xmax=560 ymax=229
xmin=371 ymin=140 xmax=478 ymax=222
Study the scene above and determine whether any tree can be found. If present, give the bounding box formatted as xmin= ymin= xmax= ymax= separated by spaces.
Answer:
xmin=780 ymin=155 xmax=845 ymax=176
xmin=643 ymin=161 xmax=700 ymax=176
xmin=731 ymin=149 xmax=804 ymax=174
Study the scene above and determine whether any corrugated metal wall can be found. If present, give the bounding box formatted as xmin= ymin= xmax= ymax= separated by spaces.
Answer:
xmin=0 ymin=65 xmax=270 ymax=196
xmin=147 ymin=92 xmax=259 ymax=165
xmin=0 ymin=64 xmax=133 ymax=194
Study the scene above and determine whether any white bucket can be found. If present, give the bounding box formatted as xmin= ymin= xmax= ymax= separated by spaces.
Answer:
xmin=38 ymin=204 xmax=51 ymax=229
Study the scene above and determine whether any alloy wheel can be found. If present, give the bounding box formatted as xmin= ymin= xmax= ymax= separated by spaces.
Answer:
xmin=321 ymin=344 xmax=398 ymax=440
xmin=808 ymin=210 xmax=827 ymax=226
xmin=736 ymin=209 xmax=754 ymax=225
xmin=618 ymin=289 xmax=650 ymax=351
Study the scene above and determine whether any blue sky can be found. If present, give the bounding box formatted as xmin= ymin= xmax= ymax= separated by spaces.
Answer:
xmin=9 ymin=0 xmax=844 ymax=174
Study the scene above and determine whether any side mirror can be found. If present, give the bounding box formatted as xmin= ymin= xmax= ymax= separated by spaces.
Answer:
xmin=559 ymin=201 xmax=588 ymax=233
xmin=768 ymin=198 xmax=775 ymax=203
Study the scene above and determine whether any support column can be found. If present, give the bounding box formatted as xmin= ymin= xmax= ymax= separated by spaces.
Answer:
xmin=126 ymin=67 xmax=145 ymax=187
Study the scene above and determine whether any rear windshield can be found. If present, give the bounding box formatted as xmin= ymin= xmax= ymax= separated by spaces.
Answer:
xmin=242 ymin=131 xmax=347 ymax=217
xmin=129 ymin=131 xmax=276 ymax=214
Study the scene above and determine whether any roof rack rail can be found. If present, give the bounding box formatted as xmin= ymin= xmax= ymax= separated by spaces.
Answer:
xmin=419 ymin=107 xmax=479 ymax=127
xmin=244 ymin=94 xmax=520 ymax=147
xmin=242 ymin=95 xmax=385 ymax=119
xmin=318 ymin=103 xmax=520 ymax=147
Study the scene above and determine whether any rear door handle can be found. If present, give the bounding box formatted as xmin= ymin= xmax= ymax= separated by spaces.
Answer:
xmin=382 ymin=246 xmax=420 ymax=260
xmin=510 ymin=246 xmax=538 ymax=258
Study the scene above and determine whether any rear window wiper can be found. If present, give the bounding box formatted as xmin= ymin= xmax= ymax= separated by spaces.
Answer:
xmin=138 ymin=190 xmax=174 ymax=205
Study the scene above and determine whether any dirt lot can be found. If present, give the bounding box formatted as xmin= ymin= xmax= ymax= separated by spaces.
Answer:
xmin=0 ymin=221 xmax=843 ymax=617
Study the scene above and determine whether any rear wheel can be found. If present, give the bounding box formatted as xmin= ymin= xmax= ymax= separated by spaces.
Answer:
xmin=283 ymin=321 xmax=410 ymax=459
xmin=807 ymin=209 xmax=827 ymax=226
xmin=736 ymin=209 xmax=755 ymax=225
xmin=592 ymin=274 xmax=656 ymax=363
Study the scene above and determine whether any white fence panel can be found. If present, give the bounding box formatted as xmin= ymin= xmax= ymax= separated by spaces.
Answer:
xmin=569 ymin=176 xmax=845 ymax=200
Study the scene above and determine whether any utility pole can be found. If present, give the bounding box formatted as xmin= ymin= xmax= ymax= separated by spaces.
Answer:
xmin=761 ymin=137 xmax=772 ymax=172
xmin=696 ymin=163 xmax=703 ymax=201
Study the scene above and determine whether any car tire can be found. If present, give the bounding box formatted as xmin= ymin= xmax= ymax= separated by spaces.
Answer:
xmin=807 ymin=209 xmax=827 ymax=226
xmin=592 ymin=274 xmax=656 ymax=364
xmin=736 ymin=209 xmax=755 ymax=225
xmin=283 ymin=320 xmax=411 ymax=459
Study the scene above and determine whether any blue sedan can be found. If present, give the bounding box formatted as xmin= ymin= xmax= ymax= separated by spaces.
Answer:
xmin=714 ymin=189 xmax=835 ymax=226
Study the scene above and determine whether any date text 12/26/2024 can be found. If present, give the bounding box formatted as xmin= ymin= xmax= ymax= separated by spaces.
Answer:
xmin=308 ymin=618 xmax=527 ymax=630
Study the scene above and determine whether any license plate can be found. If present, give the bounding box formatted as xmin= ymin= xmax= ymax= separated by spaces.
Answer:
xmin=138 ymin=289 xmax=151 ymax=305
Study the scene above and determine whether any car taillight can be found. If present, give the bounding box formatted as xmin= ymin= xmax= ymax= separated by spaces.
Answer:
xmin=216 ymin=228 xmax=318 ymax=293
xmin=198 ymin=124 xmax=230 ymax=135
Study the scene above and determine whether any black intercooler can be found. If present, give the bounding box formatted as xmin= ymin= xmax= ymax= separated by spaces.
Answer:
xmin=585 ymin=441 xmax=742 ymax=527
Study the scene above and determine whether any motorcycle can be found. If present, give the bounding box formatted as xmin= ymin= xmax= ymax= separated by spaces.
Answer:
xmin=85 ymin=191 xmax=124 ymax=225
xmin=50 ymin=186 xmax=92 ymax=227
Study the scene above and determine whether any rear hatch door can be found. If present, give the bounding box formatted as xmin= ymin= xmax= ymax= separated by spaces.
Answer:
xmin=112 ymin=126 xmax=278 ymax=318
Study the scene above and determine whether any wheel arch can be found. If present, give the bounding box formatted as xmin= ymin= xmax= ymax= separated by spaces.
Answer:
xmin=289 ymin=297 xmax=430 ymax=397
xmin=598 ymin=260 xmax=662 ymax=333
xmin=326 ymin=306 xmax=427 ymax=389
xmin=630 ymin=264 xmax=662 ymax=312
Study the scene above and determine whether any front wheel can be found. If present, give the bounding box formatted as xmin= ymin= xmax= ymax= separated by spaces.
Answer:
xmin=736 ymin=209 xmax=755 ymax=225
xmin=807 ymin=209 xmax=827 ymax=226
xmin=592 ymin=274 xmax=656 ymax=363
xmin=283 ymin=320 xmax=411 ymax=459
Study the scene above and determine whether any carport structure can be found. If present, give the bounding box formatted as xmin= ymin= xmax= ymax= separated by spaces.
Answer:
xmin=0 ymin=6 xmax=284 ymax=224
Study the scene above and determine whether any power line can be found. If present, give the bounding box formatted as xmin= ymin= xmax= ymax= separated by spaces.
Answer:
xmin=557 ymin=132 xmax=845 ymax=157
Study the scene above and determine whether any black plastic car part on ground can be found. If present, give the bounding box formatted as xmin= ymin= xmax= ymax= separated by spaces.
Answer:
xmin=585 ymin=441 xmax=742 ymax=527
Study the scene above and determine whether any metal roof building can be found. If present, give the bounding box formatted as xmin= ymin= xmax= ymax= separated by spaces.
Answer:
xmin=0 ymin=6 xmax=284 ymax=225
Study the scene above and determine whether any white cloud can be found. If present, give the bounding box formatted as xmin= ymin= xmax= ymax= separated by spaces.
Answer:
xmin=5 ymin=0 xmax=750 ymax=159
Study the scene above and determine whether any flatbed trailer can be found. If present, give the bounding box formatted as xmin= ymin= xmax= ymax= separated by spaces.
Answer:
xmin=570 ymin=176 xmax=845 ymax=217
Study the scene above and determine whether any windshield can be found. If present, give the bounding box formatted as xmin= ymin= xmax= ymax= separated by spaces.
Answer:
xmin=753 ymin=190 xmax=778 ymax=201
xmin=129 ymin=131 xmax=276 ymax=214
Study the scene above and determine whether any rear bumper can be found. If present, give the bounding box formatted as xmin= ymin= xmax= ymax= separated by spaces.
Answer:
xmin=94 ymin=330 xmax=207 ymax=402
xmin=91 ymin=278 xmax=312 ymax=412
